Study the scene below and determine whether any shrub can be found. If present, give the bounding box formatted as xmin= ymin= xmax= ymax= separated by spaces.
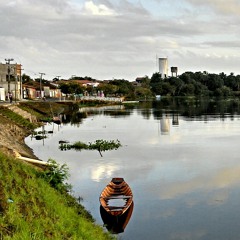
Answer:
xmin=38 ymin=159 xmax=72 ymax=193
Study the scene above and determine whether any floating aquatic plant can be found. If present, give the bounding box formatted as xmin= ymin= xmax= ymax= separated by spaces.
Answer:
xmin=59 ymin=139 xmax=122 ymax=157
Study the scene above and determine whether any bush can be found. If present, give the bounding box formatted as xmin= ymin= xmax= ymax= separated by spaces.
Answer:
xmin=38 ymin=159 xmax=72 ymax=193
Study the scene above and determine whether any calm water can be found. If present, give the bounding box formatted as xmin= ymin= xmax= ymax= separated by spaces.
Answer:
xmin=26 ymin=99 xmax=240 ymax=240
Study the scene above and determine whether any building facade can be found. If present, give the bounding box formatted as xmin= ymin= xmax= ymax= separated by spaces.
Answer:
xmin=0 ymin=63 xmax=22 ymax=100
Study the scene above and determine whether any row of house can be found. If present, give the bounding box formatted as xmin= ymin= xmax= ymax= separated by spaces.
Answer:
xmin=0 ymin=62 xmax=144 ymax=101
xmin=0 ymin=62 xmax=105 ymax=101
xmin=0 ymin=63 xmax=62 ymax=101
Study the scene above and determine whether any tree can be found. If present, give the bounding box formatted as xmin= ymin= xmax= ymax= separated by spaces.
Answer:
xmin=59 ymin=82 xmax=84 ymax=95
xmin=215 ymin=86 xmax=232 ymax=97
xmin=69 ymin=83 xmax=84 ymax=95
xmin=150 ymin=72 xmax=163 ymax=95
xmin=111 ymin=79 xmax=135 ymax=97
xmin=97 ymin=83 xmax=118 ymax=96
xmin=150 ymin=72 xmax=163 ymax=83
xmin=179 ymin=72 xmax=193 ymax=84
xmin=161 ymin=82 xmax=174 ymax=96
xmin=235 ymin=75 xmax=240 ymax=91
xmin=168 ymin=77 xmax=184 ymax=96
xmin=59 ymin=83 xmax=70 ymax=95
xmin=206 ymin=74 xmax=224 ymax=91
xmin=22 ymin=73 xmax=32 ymax=83
xmin=225 ymin=74 xmax=238 ymax=91
xmin=139 ymin=76 xmax=151 ymax=88
xmin=181 ymin=83 xmax=195 ymax=96
xmin=134 ymin=87 xmax=153 ymax=99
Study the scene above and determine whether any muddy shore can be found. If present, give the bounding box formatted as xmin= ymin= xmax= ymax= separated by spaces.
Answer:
xmin=0 ymin=112 xmax=36 ymax=159
xmin=0 ymin=101 xmax=70 ymax=160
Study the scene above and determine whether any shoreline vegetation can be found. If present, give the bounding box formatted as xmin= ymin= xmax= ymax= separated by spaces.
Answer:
xmin=0 ymin=101 xmax=115 ymax=239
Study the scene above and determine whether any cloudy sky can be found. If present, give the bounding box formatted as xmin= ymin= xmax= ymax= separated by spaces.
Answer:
xmin=1 ymin=0 xmax=240 ymax=81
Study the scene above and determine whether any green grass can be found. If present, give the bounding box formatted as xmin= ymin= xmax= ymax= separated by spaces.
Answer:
xmin=0 ymin=153 xmax=115 ymax=239
xmin=17 ymin=104 xmax=46 ymax=120
xmin=0 ymin=106 xmax=37 ymax=130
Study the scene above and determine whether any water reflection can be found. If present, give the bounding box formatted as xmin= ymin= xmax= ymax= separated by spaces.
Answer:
xmin=79 ymin=105 xmax=129 ymax=118
xmin=100 ymin=202 xmax=134 ymax=234
xmin=91 ymin=164 xmax=119 ymax=182
xmin=157 ymin=164 xmax=240 ymax=200
xmin=160 ymin=114 xmax=170 ymax=135
xmin=52 ymin=98 xmax=240 ymax=127
xmin=25 ymin=98 xmax=240 ymax=240
xmin=172 ymin=112 xmax=179 ymax=125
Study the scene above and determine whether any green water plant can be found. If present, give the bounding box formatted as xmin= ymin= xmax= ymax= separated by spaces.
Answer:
xmin=59 ymin=139 xmax=122 ymax=157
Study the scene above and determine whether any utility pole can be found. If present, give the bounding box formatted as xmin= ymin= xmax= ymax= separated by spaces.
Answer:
xmin=56 ymin=75 xmax=61 ymax=81
xmin=14 ymin=66 xmax=17 ymax=103
xmin=19 ymin=65 xmax=24 ymax=100
xmin=39 ymin=72 xmax=45 ymax=98
xmin=5 ymin=58 xmax=14 ymax=95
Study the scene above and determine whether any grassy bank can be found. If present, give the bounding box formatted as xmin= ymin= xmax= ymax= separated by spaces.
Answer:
xmin=0 ymin=101 xmax=115 ymax=239
xmin=0 ymin=152 xmax=114 ymax=239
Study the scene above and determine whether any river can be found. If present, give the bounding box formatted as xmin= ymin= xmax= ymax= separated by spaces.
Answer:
xmin=25 ymin=99 xmax=240 ymax=240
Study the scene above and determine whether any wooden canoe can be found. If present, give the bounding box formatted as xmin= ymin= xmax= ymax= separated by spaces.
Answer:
xmin=100 ymin=201 xmax=134 ymax=233
xmin=99 ymin=178 xmax=133 ymax=216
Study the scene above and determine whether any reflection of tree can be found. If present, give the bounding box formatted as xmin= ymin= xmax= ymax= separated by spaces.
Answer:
xmin=138 ymin=101 xmax=153 ymax=120
xmin=70 ymin=112 xmax=87 ymax=125
xmin=61 ymin=98 xmax=240 ymax=127
xmin=103 ymin=110 xmax=132 ymax=118
xmin=61 ymin=112 xmax=87 ymax=126
xmin=150 ymin=98 xmax=240 ymax=121
xmin=140 ymin=109 xmax=152 ymax=120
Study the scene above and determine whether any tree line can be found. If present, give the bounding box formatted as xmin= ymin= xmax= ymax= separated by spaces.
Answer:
xmin=95 ymin=71 xmax=240 ymax=99
xmin=150 ymin=71 xmax=240 ymax=98
xmin=22 ymin=71 xmax=240 ymax=100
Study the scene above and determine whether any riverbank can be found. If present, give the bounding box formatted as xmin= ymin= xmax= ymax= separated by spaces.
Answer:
xmin=0 ymin=104 xmax=37 ymax=159
xmin=0 ymin=101 xmax=80 ymax=159
xmin=0 ymin=101 xmax=115 ymax=239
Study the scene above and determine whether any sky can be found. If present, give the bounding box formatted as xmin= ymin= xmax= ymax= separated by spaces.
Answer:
xmin=1 ymin=0 xmax=240 ymax=81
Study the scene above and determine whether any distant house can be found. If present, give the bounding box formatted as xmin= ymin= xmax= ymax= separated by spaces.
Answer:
xmin=135 ymin=77 xmax=144 ymax=83
xmin=72 ymin=79 xmax=100 ymax=88
xmin=23 ymin=81 xmax=62 ymax=99
xmin=132 ymin=77 xmax=146 ymax=87
xmin=23 ymin=85 xmax=37 ymax=99
xmin=44 ymin=86 xmax=61 ymax=98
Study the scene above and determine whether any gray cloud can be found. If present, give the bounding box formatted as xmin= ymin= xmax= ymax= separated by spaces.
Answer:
xmin=0 ymin=0 xmax=240 ymax=80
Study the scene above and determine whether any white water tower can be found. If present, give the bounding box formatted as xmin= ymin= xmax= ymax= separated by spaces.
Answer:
xmin=159 ymin=58 xmax=168 ymax=78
